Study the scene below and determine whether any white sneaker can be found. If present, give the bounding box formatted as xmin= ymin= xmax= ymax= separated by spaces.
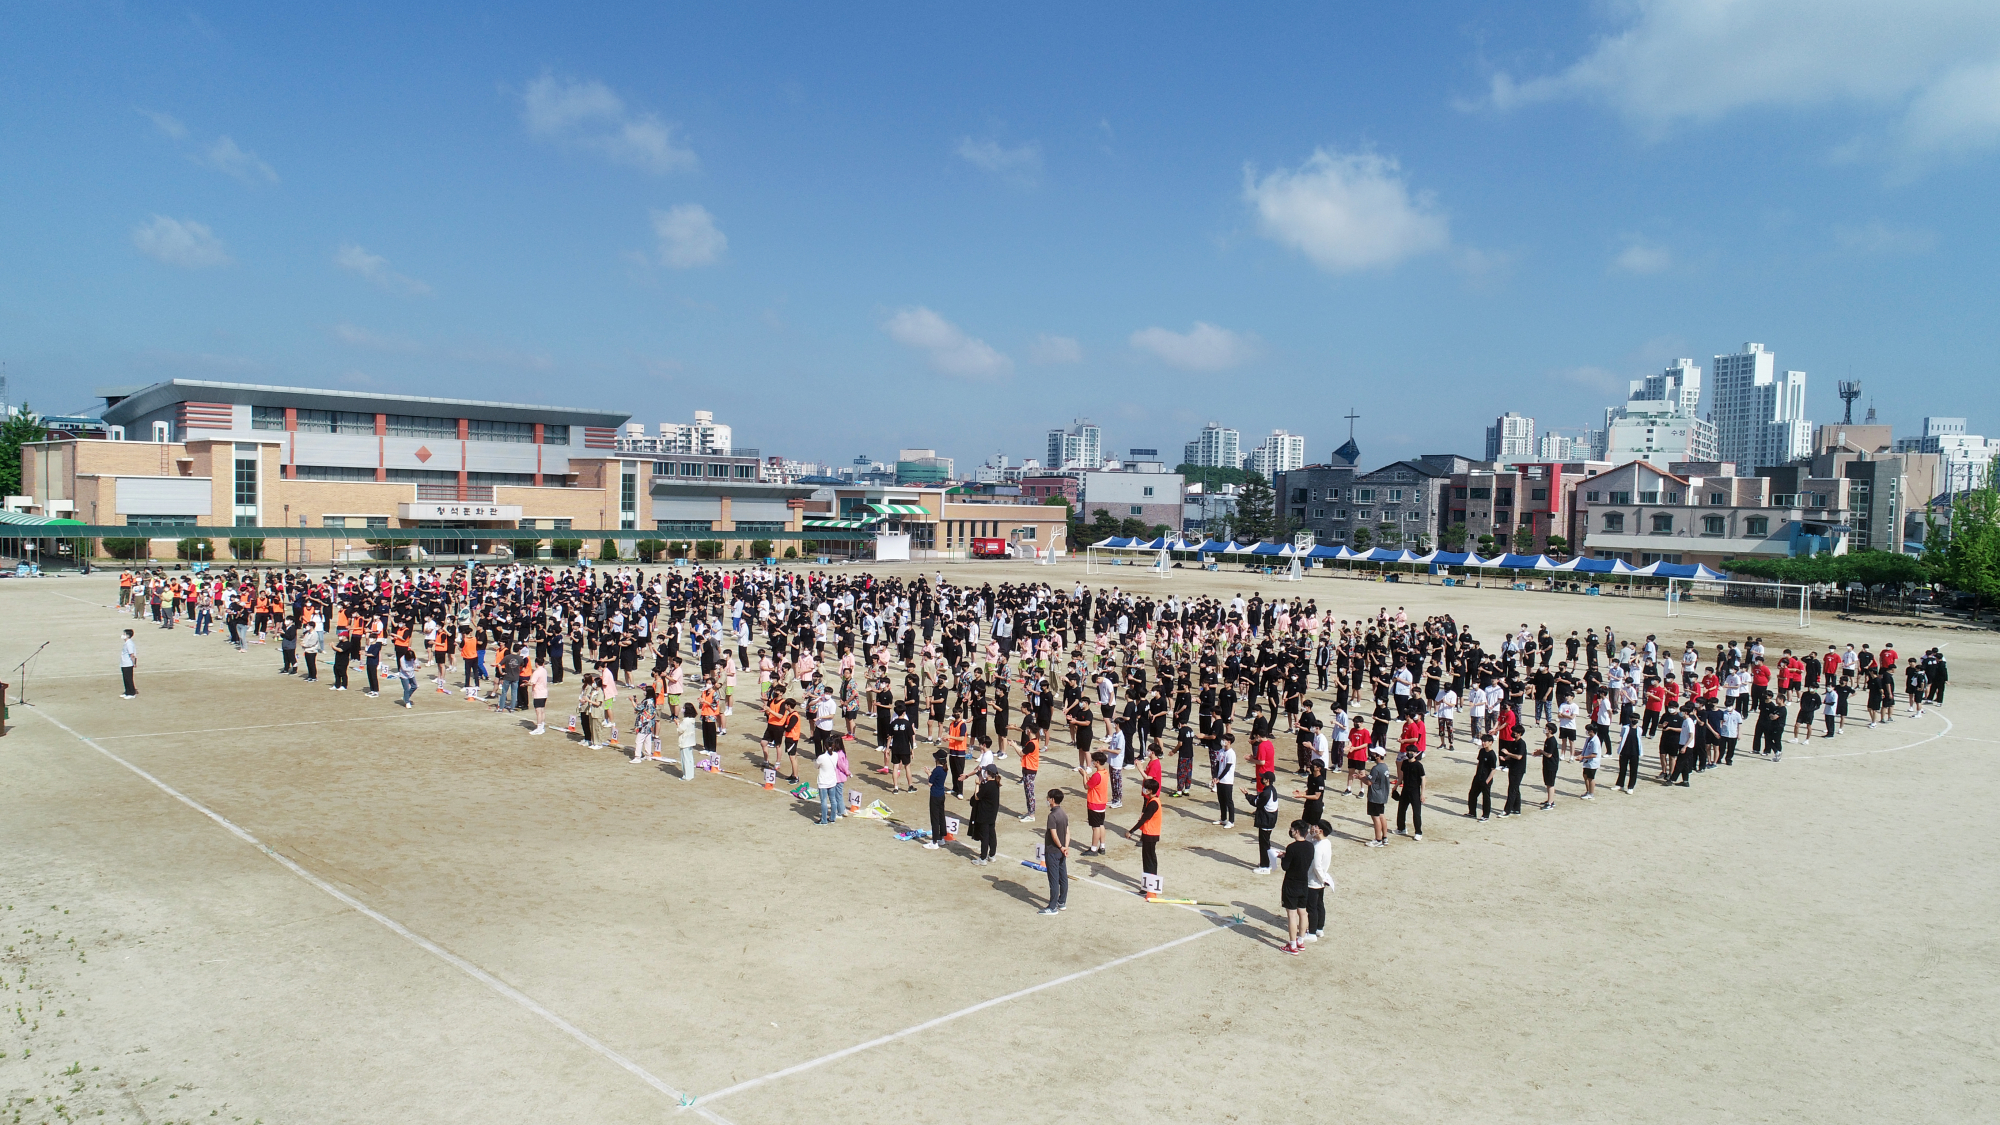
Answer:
xmin=1019 ymin=814 xmax=1035 ymax=822
xmin=1253 ymin=866 xmax=1271 ymax=875
xmin=531 ymin=725 xmax=545 ymax=735
xmin=923 ymin=842 xmax=940 ymax=850
xmin=1302 ymin=933 xmax=1319 ymax=942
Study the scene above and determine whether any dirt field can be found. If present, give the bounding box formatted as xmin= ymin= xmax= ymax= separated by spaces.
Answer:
xmin=2 ymin=564 xmax=1995 ymax=1125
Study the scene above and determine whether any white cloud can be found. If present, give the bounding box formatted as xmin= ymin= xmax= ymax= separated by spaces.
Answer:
xmin=1611 ymin=238 xmax=1674 ymax=274
xmin=1834 ymin=220 xmax=1938 ymax=254
xmin=1129 ymin=322 xmax=1259 ymax=371
xmin=1475 ymin=1 xmax=2000 ymax=157
xmin=1028 ymin=333 xmax=1083 ymax=364
xmin=138 ymin=108 xmax=186 ymax=138
xmin=1243 ymin=149 xmax=1450 ymax=273
xmin=521 ymin=71 xmax=696 ymax=174
xmin=883 ymin=307 xmax=1012 ymax=379
xmin=334 ymin=243 xmax=433 ymax=295
xmin=132 ymin=215 xmax=231 ymax=269
xmin=651 ymin=204 xmax=727 ymax=268
xmin=956 ymin=137 xmax=1042 ymax=184
xmin=199 ymin=135 xmax=278 ymax=185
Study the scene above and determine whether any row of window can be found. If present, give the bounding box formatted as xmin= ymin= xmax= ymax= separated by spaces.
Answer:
xmin=1309 ymin=508 xmax=1423 ymax=522
xmin=287 ymin=466 xmax=559 ymax=487
xmin=249 ymin=407 xmax=568 ymax=444
xmin=1599 ymin=512 xmax=1773 ymax=536
xmin=652 ymin=520 xmax=787 ymax=534
xmin=653 ymin=461 xmax=759 ymax=479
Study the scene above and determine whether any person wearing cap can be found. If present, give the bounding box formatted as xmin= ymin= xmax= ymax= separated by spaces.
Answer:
xmin=1364 ymin=748 xmax=1392 ymax=846
xmin=924 ymin=750 xmax=949 ymax=850
xmin=969 ymin=764 xmax=1002 ymax=865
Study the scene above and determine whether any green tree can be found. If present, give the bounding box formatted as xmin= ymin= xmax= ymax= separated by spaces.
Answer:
xmin=1477 ymin=534 xmax=1497 ymax=555
xmin=550 ymin=538 xmax=583 ymax=559
xmin=1087 ymin=507 xmax=1122 ymax=543
xmin=1545 ymin=533 xmax=1569 ymax=555
xmin=1175 ymin=463 xmax=1247 ymax=487
xmin=1349 ymin=526 xmax=1372 ymax=552
xmin=1 ymin=403 xmax=49 ymax=498
xmin=1929 ymin=479 xmax=2000 ymax=618
xmin=1375 ymin=522 xmax=1401 ymax=548
xmin=228 ymin=536 xmax=265 ymax=560
xmin=598 ymin=538 xmax=620 ymax=561
xmin=634 ymin=538 xmax=666 ymax=562
xmin=1439 ymin=523 xmax=1468 ymax=552
xmin=1513 ymin=525 xmax=1537 ymax=554
xmin=750 ymin=538 xmax=774 ymax=559
xmin=175 ymin=536 xmax=214 ymax=561
xmin=1117 ymin=516 xmax=1150 ymax=538
xmin=1232 ymin=471 xmax=1276 ymax=541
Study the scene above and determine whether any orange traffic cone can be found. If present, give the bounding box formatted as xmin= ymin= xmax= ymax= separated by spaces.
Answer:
xmin=565 ymin=714 xmax=578 ymax=733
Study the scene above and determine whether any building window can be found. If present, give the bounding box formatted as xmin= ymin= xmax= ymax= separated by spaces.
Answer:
xmin=1709 ymin=493 xmax=1726 ymax=505
xmin=1603 ymin=513 xmax=1625 ymax=532
xmin=1639 ymin=491 xmax=1659 ymax=504
xmin=1328 ymin=488 xmax=1343 ymax=501
xmin=251 ymin=406 xmax=287 ymax=431
xmin=1335 ymin=509 xmax=1349 ymax=520
xmin=1407 ymin=510 xmax=1421 ymax=521
xmin=365 ymin=516 xmax=389 ymax=529
xmin=733 ymin=464 xmax=756 ymax=478
xmin=1468 ymin=487 xmax=1490 ymax=500
xmin=1387 ymin=488 xmax=1403 ymax=501
xmin=1585 ymin=491 xmax=1601 ymax=503
xmin=1312 ymin=508 xmax=1326 ymax=519
xmin=1453 ymin=487 xmax=1467 ymax=500
xmin=1530 ymin=488 xmax=1547 ymax=501
xmin=1357 ymin=488 xmax=1374 ymax=501
xmin=1357 ymin=510 xmax=1372 ymax=521
xmin=297 ymin=465 xmax=381 ymax=482
xmin=680 ymin=463 xmax=704 ymax=478
xmin=1651 ymin=514 xmax=1674 ymax=533
xmin=1129 ymin=505 xmax=1143 ymax=516
xmin=1772 ymin=494 xmax=1796 ymax=507
xmin=125 ymin=514 xmax=197 ymax=528
xmin=467 ymin=471 xmax=535 ymax=488
xmin=1609 ymin=491 xmax=1632 ymax=505
xmin=1496 ymin=488 xmax=1513 ymax=504
xmin=292 ymin=409 xmax=376 ymax=434
xmin=385 ymin=468 xmax=458 ymax=484
xmin=655 ymin=520 xmax=713 ymax=534
xmin=1702 ymin=515 xmax=1726 ymax=536
xmin=1746 ymin=517 xmax=1769 ymax=535
xmin=541 ymin=425 xmax=570 ymax=446
xmin=468 ymin=419 xmax=535 ymax=444
xmin=1143 ymin=486 xmax=1155 ymax=497
xmin=385 ymin=414 xmax=456 ymax=439
xmin=734 ymin=521 xmax=784 ymax=533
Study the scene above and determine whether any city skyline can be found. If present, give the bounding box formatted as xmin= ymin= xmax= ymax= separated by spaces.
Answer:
xmin=3 ymin=4 xmax=1997 ymax=472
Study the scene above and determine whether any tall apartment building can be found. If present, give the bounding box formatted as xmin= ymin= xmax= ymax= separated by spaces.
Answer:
xmin=1896 ymin=417 xmax=1994 ymax=494
xmin=1243 ymin=429 xmax=1306 ymax=479
xmin=1485 ymin=412 xmax=1535 ymax=461
xmin=1046 ymin=419 xmax=1103 ymax=470
xmin=1182 ymin=421 xmax=1242 ymax=470
xmin=616 ymin=409 xmax=732 ymax=456
xmin=1711 ymin=343 xmax=1811 ymax=470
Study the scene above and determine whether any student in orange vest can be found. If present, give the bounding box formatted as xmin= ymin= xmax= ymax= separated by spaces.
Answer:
xmin=698 ymin=682 xmax=720 ymax=753
xmin=945 ymin=712 xmax=970 ymax=798
xmin=459 ymin=630 xmax=480 ymax=690
xmin=1129 ymin=777 xmax=1163 ymax=884
xmin=777 ymin=702 xmax=805 ymax=782
xmin=1083 ymin=751 xmax=1110 ymax=855
xmin=1017 ymin=724 xmax=1043 ymax=821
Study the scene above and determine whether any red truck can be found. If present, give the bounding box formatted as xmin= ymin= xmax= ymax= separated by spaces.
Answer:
xmin=970 ymin=537 xmax=1010 ymax=558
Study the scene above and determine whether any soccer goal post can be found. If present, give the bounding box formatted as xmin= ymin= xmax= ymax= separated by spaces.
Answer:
xmin=1665 ymin=576 xmax=1810 ymax=628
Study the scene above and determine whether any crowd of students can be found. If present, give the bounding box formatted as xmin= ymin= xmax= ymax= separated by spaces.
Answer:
xmin=112 ymin=561 xmax=1951 ymax=956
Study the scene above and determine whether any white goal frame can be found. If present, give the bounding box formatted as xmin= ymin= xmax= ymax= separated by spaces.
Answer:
xmin=1665 ymin=576 xmax=1810 ymax=627
xmin=1084 ymin=545 xmax=1172 ymax=577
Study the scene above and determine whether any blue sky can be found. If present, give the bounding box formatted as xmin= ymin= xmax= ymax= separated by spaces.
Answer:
xmin=3 ymin=1 xmax=1996 ymax=470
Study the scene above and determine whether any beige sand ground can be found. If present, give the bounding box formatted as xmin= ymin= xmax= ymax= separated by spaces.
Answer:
xmin=2 ymin=564 xmax=1994 ymax=1125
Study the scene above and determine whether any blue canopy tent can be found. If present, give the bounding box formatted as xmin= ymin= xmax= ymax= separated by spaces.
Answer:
xmin=1629 ymin=561 xmax=1728 ymax=580
xmin=1552 ymin=556 xmax=1638 ymax=574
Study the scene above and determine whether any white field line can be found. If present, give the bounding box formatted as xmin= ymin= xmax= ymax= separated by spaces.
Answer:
xmin=688 ymin=922 xmax=1228 ymax=1110
xmin=1786 ymin=712 xmax=1953 ymax=760
xmin=24 ymin=704 xmax=731 ymax=1125
xmin=92 ymin=709 xmax=482 ymax=739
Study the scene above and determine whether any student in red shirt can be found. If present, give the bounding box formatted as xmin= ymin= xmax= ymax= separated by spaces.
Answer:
xmin=1083 ymin=752 xmax=1110 ymax=855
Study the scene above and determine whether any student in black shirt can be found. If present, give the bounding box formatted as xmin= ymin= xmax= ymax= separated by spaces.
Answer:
xmin=1280 ymin=820 xmax=1315 ymax=955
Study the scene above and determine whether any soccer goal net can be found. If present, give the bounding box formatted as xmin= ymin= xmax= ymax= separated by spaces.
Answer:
xmin=1665 ymin=577 xmax=1811 ymax=628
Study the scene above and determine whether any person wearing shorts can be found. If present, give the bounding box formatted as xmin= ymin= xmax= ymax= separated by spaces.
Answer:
xmin=1084 ymin=752 xmax=1109 ymax=855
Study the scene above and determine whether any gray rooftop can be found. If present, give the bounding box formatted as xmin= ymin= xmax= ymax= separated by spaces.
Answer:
xmin=100 ymin=379 xmax=630 ymax=428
